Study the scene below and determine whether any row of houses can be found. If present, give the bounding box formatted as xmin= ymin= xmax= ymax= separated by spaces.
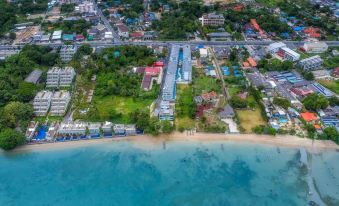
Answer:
xmin=33 ymin=90 xmax=71 ymax=116
xmin=26 ymin=121 xmax=141 ymax=142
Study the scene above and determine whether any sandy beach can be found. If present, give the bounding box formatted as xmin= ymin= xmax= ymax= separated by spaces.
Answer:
xmin=11 ymin=132 xmax=339 ymax=153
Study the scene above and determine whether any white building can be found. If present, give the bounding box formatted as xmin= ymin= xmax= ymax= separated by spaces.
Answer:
xmin=280 ymin=47 xmax=300 ymax=61
xmin=46 ymin=67 xmax=75 ymax=87
xmin=60 ymin=45 xmax=77 ymax=62
xmin=199 ymin=48 xmax=208 ymax=58
xmin=199 ymin=13 xmax=225 ymax=26
xmin=57 ymin=122 xmax=87 ymax=135
xmin=303 ymin=42 xmax=328 ymax=53
xmin=50 ymin=91 xmax=71 ymax=116
xmin=75 ymin=1 xmax=95 ymax=13
xmin=117 ymin=24 xmax=129 ymax=38
xmin=267 ymin=42 xmax=286 ymax=54
xmin=33 ymin=91 xmax=53 ymax=116
xmin=299 ymin=55 xmax=323 ymax=71
xmin=104 ymin=31 xmax=113 ymax=40
xmin=51 ymin=30 xmax=62 ymax=41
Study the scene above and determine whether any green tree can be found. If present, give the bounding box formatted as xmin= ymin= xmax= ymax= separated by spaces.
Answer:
xmin=230 ymin=96 xmax=247 ymax=109
xmin=273 ymin=97 xmax=291 ymax=109
xmin=0 ymin=101 xmax=33 ymax=129
xmin=161 ymin=120 xmax=174 ymax=134
xmin=323 ymin=127 xmax=338 ymax=143
xmin=302 ymin=93 xmax=329 ymax=111
xmin=0 ymin=128 xmax=25 ymax=150
xmin=16 ymin=82 xmax=37 ymax=102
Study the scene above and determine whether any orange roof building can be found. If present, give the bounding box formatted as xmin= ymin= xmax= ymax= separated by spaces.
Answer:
xmin=300 ymin=112 xmax=318 ymax=122
xmin=247 ymin=57 xmax=257 ymax=67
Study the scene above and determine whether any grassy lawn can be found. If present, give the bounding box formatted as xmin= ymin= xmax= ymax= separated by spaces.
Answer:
xmin=228 ymin=86 xmax=242 ymax=97
xmin=175 ymin=85 xmax=195 ymax=129
xmin=93 ymin=96 xmax=153 ymax=123
xmin=193 ymin=76 xmax=221 ymax=95
xmin=318 ymin=79 xmax=339 ymax=94
xmin=34 ymin=116 xmax=63 ymax=124
xmin=237 ymin=108 xmax=266 ymax=133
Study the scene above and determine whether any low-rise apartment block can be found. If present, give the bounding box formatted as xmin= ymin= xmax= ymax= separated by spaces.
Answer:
xmin=50 ymin=91 xmax=71 ymax=116
xmin=60 ymin=45 xmax=77 ymax=62
xmin=33 ymin=91 xmax=53 ymax=116
xmin=46 ymin=67 xmax=76 ymax=87
xmin=299 ymin=55 xmax=323 ymax=71
xmin=199 ymin=13 xmax=225 ymax=26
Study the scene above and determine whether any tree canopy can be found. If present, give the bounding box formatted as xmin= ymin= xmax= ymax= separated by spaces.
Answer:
xmin=302 ymin=93 xmax=329 ymax=111
xmin=0 ymin=128 xmax=26 ymax=150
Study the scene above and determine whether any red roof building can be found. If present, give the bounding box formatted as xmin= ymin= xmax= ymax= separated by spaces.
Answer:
xmin=247 ymin=57 xmax=257 ymax=67
xmin=130 ymin=32 xmax=144 ymax=38
xmin=195 ymin=103 xmax=213 ymax=118
xmin=332 ymin=67 xmax=339 ymax=77
xmin=291 ymin=87 xmax=314 ymax=98
xmin=145 ymin=67 xmax=161 ymax=75
xmin=76 ymin=35 xmax=85 ymax=41
xmin=201 ymin=91 xmax=217 ymax=101
xmin=300 ymin=112 xmax=318 ymax=122
xmin=153 ymin=61 xmax=164 ymax=67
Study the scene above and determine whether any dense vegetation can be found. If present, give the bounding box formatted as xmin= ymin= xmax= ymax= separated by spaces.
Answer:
xmin=0 ymin=45 xmax=59 ymax=106
xmin=302 ymin=93 xmax=329 ymax=111
xmin=42 ymin=19 xmax=91 ymax=36
xmin=0 ymin=45 xmax=58 ymax=150
xmin=0 ymin=0 xmax=48 ymax=37
xmin=152 ymin=0 xmax=209 ymax=39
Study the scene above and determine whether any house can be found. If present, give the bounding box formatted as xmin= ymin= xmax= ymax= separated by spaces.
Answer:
xmin=219 ymin=104 xmax=235 ymax=119
xmin=159 ymin=100 xmax=174 ymax=121
xmin=51 ymin=30 xmax=62 ymax=41
xmin=87 ymin=123 xmax=101 ymax=138
xmin=199 ymin=48 xmax=208 ymax=58
xmin=101 ymin=121 xmax=113 ymax=137
xmin=25 ymin=69 xmax=42 ymax=84
xmin=300 ymin=112 xmax=318 ymax=122
xmin=25 ymin=121 xmax=39 ymax=141
xmin=57 ymin=122 xmax=87 ymax=136
xmin=117 ymin=24 xmax=129 ymax=38
xmin=114 ymin=124 xmax=126 ymax=136
xmin=299 ymin=55 xmax=323 ymax=71
xmin=201 ymin=91 xmax=217 ymax=102
xmin=46 ymin=122 xmax=59 ymax=141
xmin=125 ymin=124 xmax=136 ymax=136
xmin=332 ymin=67 xmax=339 ymax=78
xmin=199 ymin=13 xmax=225 ymax=26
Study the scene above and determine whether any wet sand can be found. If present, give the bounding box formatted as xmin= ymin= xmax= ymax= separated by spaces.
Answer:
xmin=11 ymin=132 xmax=339 ymax=153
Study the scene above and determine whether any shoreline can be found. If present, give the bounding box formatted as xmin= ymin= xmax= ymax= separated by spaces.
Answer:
xmin=10 ymin=132 xmax=339 ymax=153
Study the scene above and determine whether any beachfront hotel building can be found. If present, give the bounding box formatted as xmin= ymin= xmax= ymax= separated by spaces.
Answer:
xmin=46 ymin=67 xmax=76 ymax=88
xmin=50 ymin=90 xmax=71 ymax=116
xmin=33 ymin=91 xmax=53 ymax=116
xmin=199 ymin=13 xmax=225 ymax=26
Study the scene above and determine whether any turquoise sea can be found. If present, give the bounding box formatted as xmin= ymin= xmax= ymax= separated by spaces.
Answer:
xmin=0 ymin=141 xmax=338 ymax=206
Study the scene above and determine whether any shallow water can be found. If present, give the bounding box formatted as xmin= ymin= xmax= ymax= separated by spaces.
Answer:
xmin=0 ymin=141 xmax=338 ymax=206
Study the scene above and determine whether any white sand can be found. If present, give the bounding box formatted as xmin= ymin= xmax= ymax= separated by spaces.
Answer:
xmin=11 ymin=132 xmax=339 ymax=153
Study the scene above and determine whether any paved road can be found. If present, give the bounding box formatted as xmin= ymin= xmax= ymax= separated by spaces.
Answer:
xmin=93 ymin=0 xmax=120 ymax=42
xmin=1 ymin=40 xmax=339 ymax=50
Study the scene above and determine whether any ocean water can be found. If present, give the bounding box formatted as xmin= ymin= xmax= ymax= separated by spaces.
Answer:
xmin=0 ymin=141 xmax=338 ymax=206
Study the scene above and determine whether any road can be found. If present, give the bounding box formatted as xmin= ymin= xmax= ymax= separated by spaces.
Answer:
xmin=92 ymin=0 xmax=120 ymax=42
xmin=2 ymin=40 xmax=339 ymax=50
xmin=208 ymin=47 xmax=230 ymax=100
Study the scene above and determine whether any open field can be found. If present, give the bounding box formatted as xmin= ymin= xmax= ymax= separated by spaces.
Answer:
xmin=193 ymin=75 xmax=221 ymax=95
xmin=237 ymin=108 xmax=267 ymax=133
xmin=175 ymin=85 xmax=196 ymax=129
xmin=94 ymin=96 xmax=153 ymax=123
xmin=317 ymin=79 xmax=339 ymax=94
